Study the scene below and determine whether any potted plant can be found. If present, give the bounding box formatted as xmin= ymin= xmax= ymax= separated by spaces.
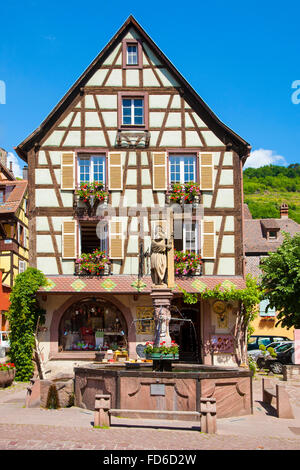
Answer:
xmin=169 ymin=182 xmax=201 ymax=205
xmin=76 ymin=249 xmax=110 ymax=276
xmin=0 ymin=362 xmax=16 ymax=388
xmin=174 ymin=250 xmax=202 ymax=276
xmin=144 ymin=341 xmax=179 ymax=360
xmin=169 ymin=183 xmax=184 ymax=204
xmin=76 ymin=181 xmax=108 ymax=204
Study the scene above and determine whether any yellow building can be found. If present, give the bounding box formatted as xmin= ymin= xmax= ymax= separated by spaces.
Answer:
xmin=244 ymin=203 xmax=299 ymax=340
xmin=0 ymin=147 xmax=28 ymax=334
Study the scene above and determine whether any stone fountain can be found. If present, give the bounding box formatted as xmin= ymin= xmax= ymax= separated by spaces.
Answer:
xmin=74 ymin=224 xmax=253 ymax=420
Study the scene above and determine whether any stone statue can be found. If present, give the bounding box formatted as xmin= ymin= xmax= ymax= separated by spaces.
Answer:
xmin=150 ymin=225 xmax=172 ymax=286
xmin=154 ymin=305 xmax=172 ymax=347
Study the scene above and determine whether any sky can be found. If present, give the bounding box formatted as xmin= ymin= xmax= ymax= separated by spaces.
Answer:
xmin=0 ymin=0 xmax=299 ymax=177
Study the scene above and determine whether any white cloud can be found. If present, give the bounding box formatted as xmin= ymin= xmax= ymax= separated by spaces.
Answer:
xmin=244 ymin=148 xmax=287 ymax=169
xmin=7 ymin=152 xmax=23 ymax=179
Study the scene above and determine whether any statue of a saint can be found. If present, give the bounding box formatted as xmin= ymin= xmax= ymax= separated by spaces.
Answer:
xmin=150 ymin=225 xmax=172 ymax=286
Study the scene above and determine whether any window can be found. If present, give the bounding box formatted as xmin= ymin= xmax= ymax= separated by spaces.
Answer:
xmin=122 ymin=39 xmax=142 ymax=69
xmin=19 ymin=260 xmax=26 ymax=274
xmin=118 ymin=92 xmax=148 ymax=129
xmin=122 ymin=98 xmax=144 ymax=126
xmin=169 ymin=155 xmax=196 ymax=184
xmin=268 ymin=231 xmax=277 ymax=240
xmin=80 ymin=221 xmax=108 ymax=255
xmin=127 ymin=44 xmax=138 ymax=65
xmin=259 ymin=299 xmax=276 ymax=317
xmin=78 ymin=156 xmax=105 ymax=184
xmin=0 ymin=190 xmax=4 ymax=204
xmin=174 ymin=222 xmax=199 ymax=253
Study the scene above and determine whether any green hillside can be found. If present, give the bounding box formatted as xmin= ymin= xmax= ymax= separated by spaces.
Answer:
xmin=243 ymin=164 xmax=300 ymax=224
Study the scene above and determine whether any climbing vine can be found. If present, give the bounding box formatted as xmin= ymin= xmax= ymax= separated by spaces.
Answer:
xmin=201 ymin=274 xmax=262 ymax=365
xmin=5 ymin=268 xmax=48 ymax=381
xmin=177 ymin=286 xmax=198 ymax=304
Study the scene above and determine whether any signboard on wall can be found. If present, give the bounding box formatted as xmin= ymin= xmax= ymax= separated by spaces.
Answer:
xmin=136 ymin=307 xmax=155 ymax=335
xmin=210 ymin=334 xmax=234 ymax=353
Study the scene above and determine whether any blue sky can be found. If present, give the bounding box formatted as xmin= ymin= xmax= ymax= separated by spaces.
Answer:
xmin=0 ymin=0 xmax=299 ymax=176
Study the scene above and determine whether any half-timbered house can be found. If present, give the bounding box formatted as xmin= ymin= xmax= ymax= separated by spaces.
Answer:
xmin=15 ymin=16 xmax=251 ymax=376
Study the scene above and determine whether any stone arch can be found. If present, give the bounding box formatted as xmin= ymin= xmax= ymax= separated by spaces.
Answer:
xmin=49 ymin=293 xmax=135 ymax=356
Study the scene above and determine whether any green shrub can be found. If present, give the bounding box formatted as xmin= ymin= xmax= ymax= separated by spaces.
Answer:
xmin=5 ymin=268 xmax=47 ymax=381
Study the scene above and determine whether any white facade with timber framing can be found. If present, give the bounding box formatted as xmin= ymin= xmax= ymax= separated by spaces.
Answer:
xmin=16 ymin=16 xmax=250 ymax=375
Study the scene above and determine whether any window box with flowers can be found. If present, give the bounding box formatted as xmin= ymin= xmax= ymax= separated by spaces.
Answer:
xmin=75 ymin=249 xmax=111 ymax=276
xmin=76 ymin=182 xmax=109 ymax=207
xmin=144 ymin=341 xmax=179 ymax=360
xmin=0 ymin=362 xmax=16 ymax=388
xmin=174 ymin=250 xmax=202 ymax=276
xmin=167 ymin=182 xmax=201 ymax=206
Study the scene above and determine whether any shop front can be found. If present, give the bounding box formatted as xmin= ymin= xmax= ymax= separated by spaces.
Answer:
xmin=58 ymin=297 xmax=128 ymax=354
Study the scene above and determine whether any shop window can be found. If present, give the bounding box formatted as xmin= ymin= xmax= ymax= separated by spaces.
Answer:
xmin=59 ymin=298 xmax=128 ymax=352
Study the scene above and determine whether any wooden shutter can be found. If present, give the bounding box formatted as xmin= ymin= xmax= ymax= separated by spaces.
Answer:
xmin=108 ymin=152 xmax=123 ymax=190
xmin=152 ymin=152 xmax=167 ymax=190
xmin=201 ymin=220 xmax=215 ymax=259
xmin=109 ymin=220 xmax=124 ymax=259
xmin=62 ymin=220 xmax=77 ymax=259
xmin=61 ymin=152 xmax=75 ymax=190
xmin=199 ymin=153 xmax=214 ymax=191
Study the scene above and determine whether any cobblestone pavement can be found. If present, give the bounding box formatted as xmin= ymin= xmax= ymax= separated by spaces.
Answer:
xmin=0 ymin=374 xmax=299 ymax=450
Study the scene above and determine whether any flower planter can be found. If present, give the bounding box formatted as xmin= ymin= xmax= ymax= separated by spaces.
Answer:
xmin=0 ymin=369 xmax=15 ymax=388
xmin=146 ymin=353 xmax=179 ymax=361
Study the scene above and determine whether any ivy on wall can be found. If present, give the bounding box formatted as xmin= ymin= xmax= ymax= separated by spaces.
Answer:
xmin=200 ymin=274 xmax=262 ymax=365
xmin=5 ymin=268 xmax=47 ymax=381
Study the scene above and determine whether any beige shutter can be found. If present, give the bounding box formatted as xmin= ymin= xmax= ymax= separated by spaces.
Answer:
xmin=61 ymin=152 xmax=75 ymax=190
xmin=108 ymin=152 xmax=123 ymax=190
xmin=201 ymin=220 xmax=215 ymax=259
xmin=152 ymin=152 xmax=167 ymax=190
xmin=109 ymin=220 xmax=124 ymax=259
xmin=199 ymin=153 xmax=214 ymax=191
xmin=62 ymin=220 xmax=77 ymax=259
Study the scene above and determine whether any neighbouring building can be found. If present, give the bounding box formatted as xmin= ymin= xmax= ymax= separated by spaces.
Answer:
xmin=244 ymin=203 xmax=300 ymax=340
xmin=0 ymin=147 xmax=29 ymax=341
xmin=15 ymin=16 xmax=252 ymax=376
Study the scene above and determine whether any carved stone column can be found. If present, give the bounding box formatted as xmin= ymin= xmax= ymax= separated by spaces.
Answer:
xmin=151 ymin=288 xmax=173 ymax=348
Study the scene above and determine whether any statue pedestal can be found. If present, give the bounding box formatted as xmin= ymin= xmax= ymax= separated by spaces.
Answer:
xmin=151 ymin=288 xmax=173 ymax=348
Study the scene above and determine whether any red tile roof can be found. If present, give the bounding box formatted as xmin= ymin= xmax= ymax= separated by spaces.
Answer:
xmin=38 ymin=275 xmax=246 ymax=294
xmin=0 ymin=180 xmax=27 ymax=215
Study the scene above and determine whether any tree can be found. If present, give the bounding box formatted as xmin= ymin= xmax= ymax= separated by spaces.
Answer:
xmin=260 ymin=232 xmax=300 ymax=329
xmin=5 ymin=268 xmax=47 ymax=381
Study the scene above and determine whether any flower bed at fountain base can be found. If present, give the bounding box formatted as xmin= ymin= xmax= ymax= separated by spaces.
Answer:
xmin=74 ymin=363 xmax=253 ymax=419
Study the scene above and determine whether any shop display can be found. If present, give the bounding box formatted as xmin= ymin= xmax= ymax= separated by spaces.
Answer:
xmin=59 ymin=298 xmax=128 ymax=353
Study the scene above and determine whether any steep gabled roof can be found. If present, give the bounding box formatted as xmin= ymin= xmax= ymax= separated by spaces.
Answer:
xmin=15 ymin=15 xmax=251 ymax=161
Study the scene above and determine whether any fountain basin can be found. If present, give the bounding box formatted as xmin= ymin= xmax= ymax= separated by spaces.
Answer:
xmin=74 ymin=363 xmax=253 ymax=419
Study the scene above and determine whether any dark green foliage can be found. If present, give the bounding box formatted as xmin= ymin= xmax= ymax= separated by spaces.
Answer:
xmin=243 ymin=164 xmax=300 ymax=223
xmin=5 ymin=268 xmax=48 ymax=381
xmin=260 ymin=232 xmax=300 ymax=329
